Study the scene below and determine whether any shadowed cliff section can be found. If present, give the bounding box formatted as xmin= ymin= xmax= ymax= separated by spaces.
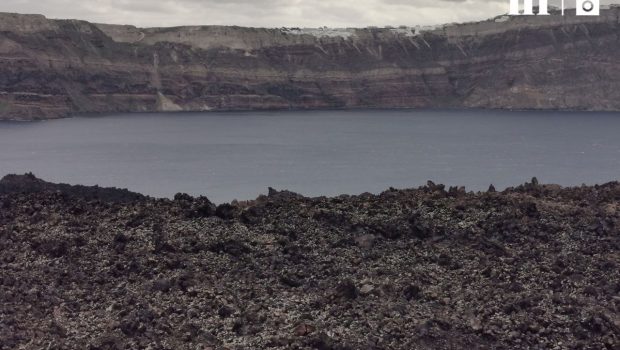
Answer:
xmin=1 ymin=8 xmax=620 ymax=120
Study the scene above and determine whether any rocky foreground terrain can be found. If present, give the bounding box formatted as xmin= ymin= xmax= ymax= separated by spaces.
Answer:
xmin=3 ymin=8 xmax=620 ymax=120
xmin=0 ymin=174 xmax=618 ymax=349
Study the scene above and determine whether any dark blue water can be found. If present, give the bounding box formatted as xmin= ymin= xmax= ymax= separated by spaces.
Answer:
xmin=1 ymin=109 xmax=619 ymax=203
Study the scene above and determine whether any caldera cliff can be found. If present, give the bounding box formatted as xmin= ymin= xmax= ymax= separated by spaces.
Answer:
xmin=1 ymin=8 xmax=620 ymax=120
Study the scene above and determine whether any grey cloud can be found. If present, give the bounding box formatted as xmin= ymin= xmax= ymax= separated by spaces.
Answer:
xmin=0 ymin=0 xmax=617 ymax=28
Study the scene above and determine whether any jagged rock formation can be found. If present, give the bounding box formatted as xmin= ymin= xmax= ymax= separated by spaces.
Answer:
xmin=1 ymin=9 xmax=620 ymax=120
xmin=0 ymin=173 xmax=145 ymax=202
xmin=0 ymin=174 xmax=619 ymax=348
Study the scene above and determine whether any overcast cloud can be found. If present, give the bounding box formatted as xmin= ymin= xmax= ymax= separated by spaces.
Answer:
xmin=0 ymin=0 xmax=617 ymax=28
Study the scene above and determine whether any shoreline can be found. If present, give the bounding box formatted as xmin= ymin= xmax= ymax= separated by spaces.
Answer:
xmin=6 ymin=107 xmax=620 ymax=123
xmin=2 ymin=106 xmax=620 ymax=123
xmin=1 ymin=173 xmax=619 ymax=203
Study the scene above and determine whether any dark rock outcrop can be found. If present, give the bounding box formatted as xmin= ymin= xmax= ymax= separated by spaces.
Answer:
xmin=0 ymin=173 xmax=145 ymax=202
xmin=0 ymin=175 xmax=619 ymax=349
xmin=2 ymin=8 xmax=620 ymax=120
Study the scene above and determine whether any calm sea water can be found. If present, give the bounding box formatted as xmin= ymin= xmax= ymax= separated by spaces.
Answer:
xmin=1 ymin=109 xmax=619 ymax=203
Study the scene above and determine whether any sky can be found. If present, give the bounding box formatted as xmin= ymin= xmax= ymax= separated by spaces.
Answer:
xmin=0 ymin=0 xmax=617 ymax=28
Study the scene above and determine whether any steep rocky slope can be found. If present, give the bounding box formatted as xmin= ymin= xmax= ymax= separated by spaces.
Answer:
xmin=0 ymin=174 xmax=619 ymax=349
xmin=1 ymin=9 xmax=620 ymax=120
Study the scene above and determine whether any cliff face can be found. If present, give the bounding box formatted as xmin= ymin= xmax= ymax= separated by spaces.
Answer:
xmin=1 ymin=9 xmax=620 ymax=120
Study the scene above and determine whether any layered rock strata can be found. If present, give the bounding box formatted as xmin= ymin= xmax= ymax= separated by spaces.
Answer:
xmin=2 ymin=8 xmax=620 ymax=120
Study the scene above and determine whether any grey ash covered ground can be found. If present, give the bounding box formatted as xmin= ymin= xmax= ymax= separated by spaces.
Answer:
xmin=0 ymin=174 xmax=619 ymax=349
